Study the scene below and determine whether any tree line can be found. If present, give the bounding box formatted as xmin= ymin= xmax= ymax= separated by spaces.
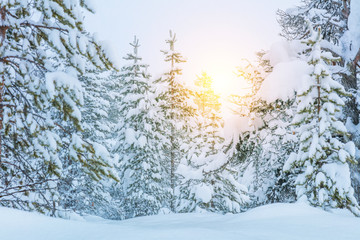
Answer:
xmin=0 ymin=0 xmax=360 ymax=219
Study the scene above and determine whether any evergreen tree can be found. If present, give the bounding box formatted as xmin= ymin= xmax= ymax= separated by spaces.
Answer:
xmin=278 ymin=0 xmax=360 ymax=205
xmin=284 ymin=28 xmax=360 ymax=216
xmin=227 ymin=54 xmax=297 ymax=206
xmin=176 ymin=72 xmax=249 ymax=213
xmin=113 ymin=36 xmax=169 ymax=219
xmin=277 ymin=0 xmax=349 ymax=44
xmin=82 ymin=69 xmax=117 ymax=148
xmin=177 ymin=155 xmax=249 ymax=213
xmin=155 ymin=31 xmax=197 ymax=211
xmin=278 ymin=0 xmax=359 ymax=124
xmin=256 ymin=99 xmax=297 ymax=204
xmin=57 ymin=68 xmax=120 ymax=218
xmin=106 ymin=70 xmax=124 ymax=142
xmin=0 ymin=0 xmax=116 ymax=215
xmin=193 ymin=72 xmax=223 ymax=156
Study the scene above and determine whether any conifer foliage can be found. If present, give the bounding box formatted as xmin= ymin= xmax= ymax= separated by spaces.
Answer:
xmin=176 ymin=72 xmax=249 ymax=213
xmin=226 ymin=56 xmax=297 ymax=206
xmin=193 ymin=72 xmax=223 ymax=156
xmin=0 ymin=0 xmax=115 ymax=214
xmin=113 ymin=37 xmax=168 ymax=219
xmin=2 ymin=0 xmax=359 ymax=221
xmin=284 ymin=28 xmax=360 ymax=215
xmin=155 ymin=31 xmax=197 ymax=211
xmin=277 ymin=0 xmax=350 ymax=44
xmin=57 ymin=68 xmax=118 ymax=218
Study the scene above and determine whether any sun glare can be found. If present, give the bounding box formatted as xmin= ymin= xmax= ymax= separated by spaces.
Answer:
xmin=205 ymin=68 xmax=250 ymax=98
xmin=188 ymin=56 xmax=251 ymax=98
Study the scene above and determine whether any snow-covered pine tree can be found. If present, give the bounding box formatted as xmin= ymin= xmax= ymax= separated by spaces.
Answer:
xmin=176 ymin=72 xmax=249 ymax=213
xmin=0 ymin=0 xmax=116 ymax=215
xmin=155 ymin=31 xmax=197 ymax=212
xmin=113 ymin=36 xmax=169 ymax=219
xmin=284 ymin=28 xmax=360 ymax=216
xmin=278 ymin=0 xmax=359 ymax=126
xmin=277 ymin=0 xmax=349 ymax=44
xmin=226 ymin=54 xmax=297 ymax=206
xmin=339 ymin=0 xmax=360 ymax=202
xmin=224 ymin=60 xmax=264 ymax=206
xmin=278 ymin=0 xmax=360 ymax=205
xmin=257 ymin=99 xmax=297 ymax=204
xmin=193 ymin=72 xmax=223 ymax=156
xmin=56 ymin=68 xmax=120 ymax=219
xmin=176 ymin=154 xmax=250 ymax=214
xmin=106 ymin=69 xmax=123 ymax=142
xmin=82 ymin=69 xmax=117 ymax=148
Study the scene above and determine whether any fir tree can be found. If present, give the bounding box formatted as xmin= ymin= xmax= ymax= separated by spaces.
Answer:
xmin=177 ymin=156 xmax=249 ymax=213
xmin=256 ymin=99 xmax=297 ymax=204
xmin=227 ymin=54 xmax=297 ymax=206
xmin=113 ymin=36 xmax=169 ymax=219
xmin=277 ymin=0 xmax=349 ymax=44
xmin=278 ymin=0 xmax=360 ymax=204
xmin=155 ymin=31 xmax=197 ymax=211
xmin=278 ymin=0 xmax=359 ymax=125
xmin=176 ymin=72 xmax=249 ymax=213
xmin=82 ymin=69 xmax=116 ymax=148
xmin=0 ymin=0 xmax=116 ymax=215
xmin=284 ymin=28 xmax=360 ymax=216
xmin=57 ymin=68 xmax=120 ymax=218
xmin=193 ymin=72 xmax=223 ymax=156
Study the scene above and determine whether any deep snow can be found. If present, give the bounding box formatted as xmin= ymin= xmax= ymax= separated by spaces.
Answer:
xmin=1 ymin=203 xmax=359 ymax=240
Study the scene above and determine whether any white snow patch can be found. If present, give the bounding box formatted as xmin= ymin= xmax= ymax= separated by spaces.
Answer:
xmin=194 ymin=183 xmax=213 ymax=203
xmin=257 ymin=60 xmax=311 ymax=103
xmin=223 ymin=116 xmax=252 ymax=140
xmin=125 ymin=128 xmax=136 ymax=145
xmin=265 ymin=40 xmax=295 ymax=66
xmin=341 ymin=0 xmax=360 ymax=60
xmin=1 ymin=203 xmax=360 ymax=240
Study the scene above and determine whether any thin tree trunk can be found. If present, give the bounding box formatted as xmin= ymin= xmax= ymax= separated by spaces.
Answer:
xmin=0 ymin=77 xmax=3 ymax=164
xmin=0 ymin=6 xmax=8 ymax=164
xmin=170 ymin=55 xmax=175 ymax=212
xmin=340 ymin=62 xmax=359 ymax=126
xmin=317 ymin=77 xmax=321 ymax=122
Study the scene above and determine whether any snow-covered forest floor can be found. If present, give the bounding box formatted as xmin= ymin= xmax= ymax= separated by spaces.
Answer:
xmin=1 ymin=203 xmax=359 ymax=240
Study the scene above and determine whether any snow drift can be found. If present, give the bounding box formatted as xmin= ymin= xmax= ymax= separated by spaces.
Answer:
xmin=1 ymin=203 xmax=359 ymax=240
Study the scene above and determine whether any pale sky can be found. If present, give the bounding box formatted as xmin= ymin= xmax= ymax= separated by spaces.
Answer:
xmin=85 ymin=0 xmax=300 ymax=96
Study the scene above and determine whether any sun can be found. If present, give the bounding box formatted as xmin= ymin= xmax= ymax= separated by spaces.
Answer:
xmin=210 ymin=71 xmax=237 ymax=96
xmin=205 ymin=68 xmax=250 ymax=98
xmin=187 ymin=57 xmax=252 ymax=99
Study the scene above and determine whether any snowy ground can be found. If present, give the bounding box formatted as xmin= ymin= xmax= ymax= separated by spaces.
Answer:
xmin=1 ymin=203 xmax=359 ymax=240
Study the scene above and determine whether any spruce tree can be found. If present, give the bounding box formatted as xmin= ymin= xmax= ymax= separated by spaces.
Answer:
xmin=176 ymin=72 xmax=249 ymax=213
xmin=113 ymin=37 xmax=168 ymax=219
xmin=0 ymin=0 xmax=116 ymax=215
xmin=227 ymin=54 xmax=297 ymax=206
xmin=278 ymin=0 xmax=360 ymax=204
xmin=255 ymin=99 xmax=297 ymax=204
xmin=57 ymin=68 xmax=120 ymax=218
xmin=277 ymin=0 xmax=349 ymax=44
xmin=284 ymin=28 xmax=360 ymax=216
xmin=155 ymin=31 xmax=197 ymax=211
xmin=82 ymin=69 xmax=116 ymax=148
xmin=177 ymin=157 xmax=249 ymax=213
xmin=193 ymin=72 xmax=223 ymax=156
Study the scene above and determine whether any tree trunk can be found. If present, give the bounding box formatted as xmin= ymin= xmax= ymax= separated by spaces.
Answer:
xmin=340 ymin=62 xmax=359 ymax=126
xmin=0 ymin=76 xmax=4 ymax=164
